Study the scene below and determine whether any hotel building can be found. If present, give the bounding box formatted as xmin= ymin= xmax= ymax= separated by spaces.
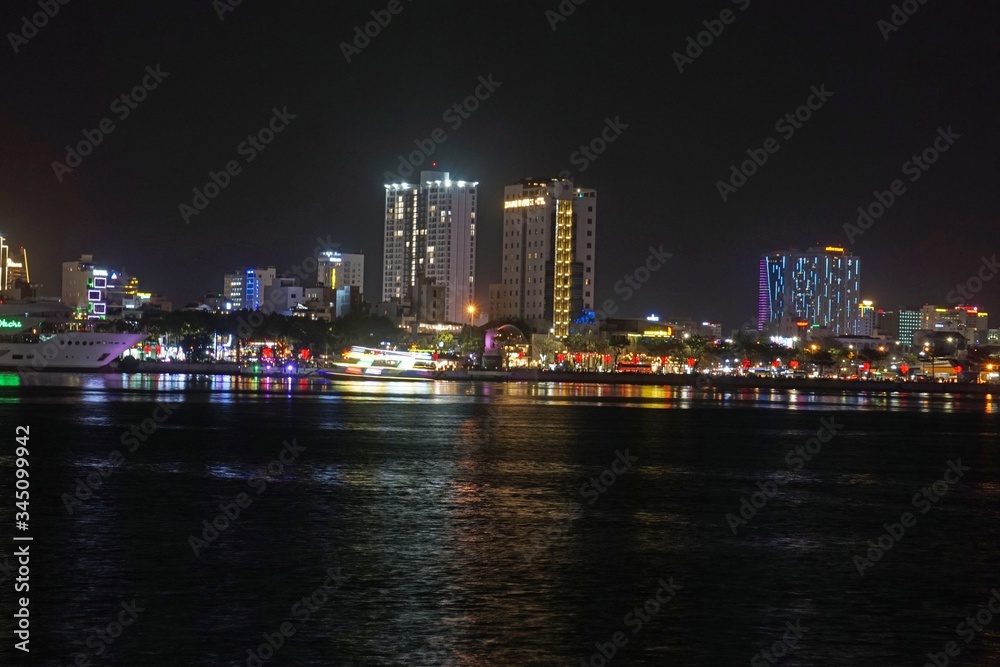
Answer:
xmin=490 ymin=178 xmax=597 ymax=336
xmin=382 ymin=170 xmax=477 ymax=324
xmin=758 ymin=246 xmax=861 ymax=336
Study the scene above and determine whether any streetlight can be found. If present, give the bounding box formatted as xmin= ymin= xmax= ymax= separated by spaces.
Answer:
xmin=466 ymin=303 xmax=476 ymax=326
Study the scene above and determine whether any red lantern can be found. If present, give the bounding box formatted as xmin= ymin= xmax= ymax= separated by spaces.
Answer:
xmin=741 ymin=359 xmax=751 ymax=370
xmin=155 ymin=345 xmax=162 ymax=355
xmin=771 ymin=360 xmax=780 ymax=369
xmin=143 ymin=345 xmax=151 ymax=354
xmin=899 ymin=363 xmax=909 ymax=375
xmin=299 ymin=349 xmax=311 ymax=360
xmin=519 ymin=351 xmax=525 ymax=359
xmin=686 ymin=357 xmax=697 ymax=367
xmin=603 ymin=354 xmax=612 ymax=365
xmin=789 ymin=360 xmax=800 ymax=370
xmin=954 ymin=365 xmax=962 ymax=373
xmin=262 ymin=347 xmax=273 ymax=359
xmin=432 ymin=353 xmax=439 ymax=360
xmin=556 ymin=353 xmax=565 ymax=363
xmin=861 ymin=362 xmax=871 ymax=372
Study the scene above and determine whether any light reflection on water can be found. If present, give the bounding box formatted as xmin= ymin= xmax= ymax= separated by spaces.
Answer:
xmin=2 ymin=372 xmax=998 ymax=415
xmin=1 ymin=374 xmax=999 ymax=666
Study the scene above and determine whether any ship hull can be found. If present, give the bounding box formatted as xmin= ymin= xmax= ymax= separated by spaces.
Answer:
xmin=0 ymin=333 xmax=146 ymax=371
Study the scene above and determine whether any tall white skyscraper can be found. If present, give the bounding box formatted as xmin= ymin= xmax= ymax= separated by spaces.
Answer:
xmin=490 ymin=178 xmax=597 ymax=337
xmin=382 ymin=170 xmax=477 ymax=323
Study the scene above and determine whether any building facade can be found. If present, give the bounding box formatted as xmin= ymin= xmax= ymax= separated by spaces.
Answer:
xmin=224 ymin=267 xmax=277 ymax=311
xmin=318 ymin=251 xmax=364 ymax=295
xmin=382 ymin=170 xmax=477 ymax=323
xmin=920 ymin=304 xmax=989 ymax=345
xmin=758 ymin=246 xmax=861 ymax=336
xmin=62 ymin=255 xmax=106 ymax=319
xmin=491 ymin=177 xmax=597 ymax=336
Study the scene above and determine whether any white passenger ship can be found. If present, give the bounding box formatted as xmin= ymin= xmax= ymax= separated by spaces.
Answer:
xmin=0 ymin=303 xmax=145 ymax=371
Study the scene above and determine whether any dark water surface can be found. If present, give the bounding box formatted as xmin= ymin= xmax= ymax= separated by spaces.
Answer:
xmin=0 ymin=375 xmax=998 ymax=666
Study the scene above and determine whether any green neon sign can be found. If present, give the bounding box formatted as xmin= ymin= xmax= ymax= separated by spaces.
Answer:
xmin=0 ymin=319 xmax=24 ymax=329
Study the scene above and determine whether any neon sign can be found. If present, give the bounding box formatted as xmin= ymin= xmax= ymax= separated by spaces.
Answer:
xmin=0 ymin=318 xmax=23 ymax=329
xmin=504 ymin=197 xmax=546 ymax=209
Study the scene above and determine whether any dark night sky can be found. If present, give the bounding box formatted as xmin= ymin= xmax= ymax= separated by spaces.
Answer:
xmin=2 ymin=0 xmax=999 ymax=330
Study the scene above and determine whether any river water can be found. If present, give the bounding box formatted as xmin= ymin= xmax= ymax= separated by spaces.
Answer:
xmin=0 ymin=374 xmax=998 ymax=666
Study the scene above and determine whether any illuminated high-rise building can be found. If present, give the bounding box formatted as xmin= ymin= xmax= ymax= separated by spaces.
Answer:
xmin=382 ymin=170 xmax=477 ymax=324
xmin=318 ymin=251 xmax=364 ymax=295
xmin=491 ymin=178 xmax=597 ymax=336
xmin=758 ymin=246 xmax=861 ymax=335
xmin=857 ymin=299 xmax=876 ymax=336
xmin=223 ymin=267 xmax=277 ymax=311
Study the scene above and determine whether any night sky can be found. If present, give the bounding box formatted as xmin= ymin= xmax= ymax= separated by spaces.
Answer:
xmin=2 ymin=0 xmax=999 ymax=330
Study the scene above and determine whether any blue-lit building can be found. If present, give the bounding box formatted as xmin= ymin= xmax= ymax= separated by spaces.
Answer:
xmin=224 ymin=267 xmax=276 ymax=311
xmin=757 ymin=246 xmax=861 ymax=336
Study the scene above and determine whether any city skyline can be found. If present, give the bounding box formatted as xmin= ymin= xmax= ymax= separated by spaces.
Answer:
xmin=3 ymin=2 xmax=999 ymax=330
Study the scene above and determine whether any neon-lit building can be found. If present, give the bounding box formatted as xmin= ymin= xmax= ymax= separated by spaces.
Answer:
xmin=857 ymin=299 xmax=876 ymax=336
xmin=758 ymin=246 xmax=861 ymax=336
xmin=223 ymin=267 xmax=277 ymax=311
xmin=492 ymin=178 xmax=597 ymax=337
xmin=382 ymin=170 xmax=477 ymax=324
xmin=0 ymin=237 xmax=29 ymax=290
xmin=61 ymin=255 xmax=110 ymax=320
